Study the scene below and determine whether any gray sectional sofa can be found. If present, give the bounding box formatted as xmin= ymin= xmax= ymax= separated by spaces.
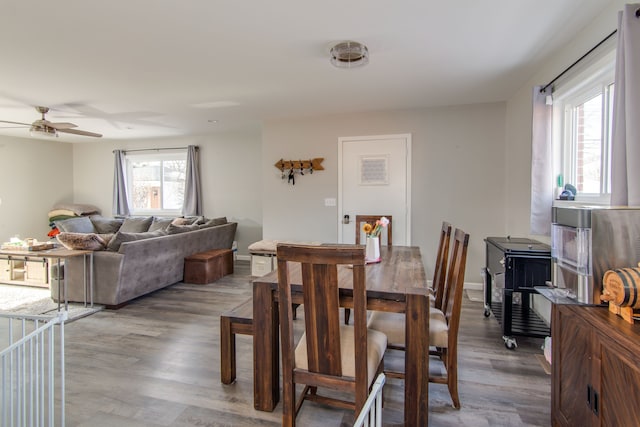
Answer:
xmin=50 ymin=215 xmax=237 ymax=307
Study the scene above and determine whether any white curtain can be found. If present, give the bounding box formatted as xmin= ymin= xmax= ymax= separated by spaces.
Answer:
xmin=182 ymin=145 xmax=202 ymax=216
xmin=112 ymin=150 xmax=130 ymax=216
xmin=611 ymin=3 xmax=640 ymax=206
xmin=530 ymin=85 xmax=554 ymax=236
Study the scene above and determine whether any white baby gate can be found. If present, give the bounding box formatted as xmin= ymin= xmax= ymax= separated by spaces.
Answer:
xmin=353 ymin=373 xmax=385 ymax=427
xmin=0 ymin=311 xmax=66 ymax=427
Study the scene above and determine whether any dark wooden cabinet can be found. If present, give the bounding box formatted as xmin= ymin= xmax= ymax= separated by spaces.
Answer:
xmin=552 ymin=304 xmax=640 ymax=426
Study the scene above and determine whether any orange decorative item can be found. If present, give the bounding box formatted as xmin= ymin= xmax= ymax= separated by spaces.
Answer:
xmin=601 ymin=265 xmax=640 ymax=323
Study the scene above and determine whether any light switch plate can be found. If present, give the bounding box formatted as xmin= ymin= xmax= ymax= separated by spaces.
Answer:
xmin=324 ymin=198 xmax=336 ymax=206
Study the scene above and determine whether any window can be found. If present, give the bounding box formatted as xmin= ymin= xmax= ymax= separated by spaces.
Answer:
xmin=552 ymin=50 xmax=615 ymax=203
xmin=125 ymin=150 xmax=187 ymax=215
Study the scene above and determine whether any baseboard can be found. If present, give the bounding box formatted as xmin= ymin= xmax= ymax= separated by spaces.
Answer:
xmin=464 ymin=281 xmax=483 ymax=291
xmin=236 ymin=254 xmax=251 ymax=262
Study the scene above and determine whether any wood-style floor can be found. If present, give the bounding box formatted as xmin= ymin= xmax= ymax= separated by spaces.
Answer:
xmin=60 ymin=261 xmax=551 ymax=426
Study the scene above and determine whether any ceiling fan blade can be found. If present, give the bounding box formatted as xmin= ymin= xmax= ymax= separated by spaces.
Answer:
xmin=0 ymin=119 xmax=31 ymax=126
xmin=47 ymin=122 xmax=78 ymax=130
xmin=57 ymin=128 xmax=102 ymax=138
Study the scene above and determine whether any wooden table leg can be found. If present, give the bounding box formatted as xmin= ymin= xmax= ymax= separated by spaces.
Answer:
xmin=253 ymin=282 xmax=280 ymax=411
xmin=404 ymin=291 xmax=429 ymax=426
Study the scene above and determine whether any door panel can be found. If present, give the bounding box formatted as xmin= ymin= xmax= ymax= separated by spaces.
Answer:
xmin=338 ymin=134 xmax=410 ymax=245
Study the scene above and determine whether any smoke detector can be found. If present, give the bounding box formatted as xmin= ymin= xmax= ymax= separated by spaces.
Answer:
xmin=330 ymin=41 xmax=369 ymax=69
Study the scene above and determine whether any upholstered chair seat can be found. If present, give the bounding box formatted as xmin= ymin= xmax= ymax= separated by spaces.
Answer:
xmin=295 ymin=326 xmax=387 ymax=385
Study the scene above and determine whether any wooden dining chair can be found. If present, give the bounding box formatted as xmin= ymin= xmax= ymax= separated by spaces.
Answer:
xmin=276 ymin=244 xmax=387 ymax=426
xmin=367 ymin=228 xmax=470 ymax=409
xmin=431 ymin=221 xmax=452 ymax=312
xmin=345 ymin=214 xmax=393 ymax=325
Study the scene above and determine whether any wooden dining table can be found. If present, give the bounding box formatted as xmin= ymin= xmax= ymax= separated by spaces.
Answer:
xmin=252 ymin=245 xmax=430 ymax=426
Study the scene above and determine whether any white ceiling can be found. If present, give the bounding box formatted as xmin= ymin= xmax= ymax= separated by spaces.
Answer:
xmin=0 ymin=0 xmax=613 ymax=143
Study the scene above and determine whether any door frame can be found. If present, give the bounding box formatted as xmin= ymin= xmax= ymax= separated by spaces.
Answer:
xmin=337 ymin=133 xmax=412 ymax=245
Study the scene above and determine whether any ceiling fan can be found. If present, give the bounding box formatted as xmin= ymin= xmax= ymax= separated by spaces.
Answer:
xmin=0 ymin=106 xmax=102 ymax=138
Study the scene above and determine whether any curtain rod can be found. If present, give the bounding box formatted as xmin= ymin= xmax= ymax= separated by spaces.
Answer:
xmin=540 ymin=29 xmax=617 ymax=93
xmin=112 ymin=146 xmax=197 ymax=154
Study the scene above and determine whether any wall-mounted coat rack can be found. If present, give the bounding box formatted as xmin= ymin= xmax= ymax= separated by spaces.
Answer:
xmin=274 ymin=158 xmax=324 ymax=185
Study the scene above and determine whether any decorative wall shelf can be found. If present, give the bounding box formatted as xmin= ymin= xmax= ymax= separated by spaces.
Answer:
xmin=274 ymin=158 xmax=324 ymax=185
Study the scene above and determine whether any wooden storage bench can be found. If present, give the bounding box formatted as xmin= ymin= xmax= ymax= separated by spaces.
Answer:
xmin=184 ymin=249 xmax=233 ymax=284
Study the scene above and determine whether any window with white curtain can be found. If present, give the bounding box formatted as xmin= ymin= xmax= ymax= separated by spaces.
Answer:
xmin=125 ymin=149 xmax=187 ymax=215
xmin=552 ymin=50 xmax=615 ymax=204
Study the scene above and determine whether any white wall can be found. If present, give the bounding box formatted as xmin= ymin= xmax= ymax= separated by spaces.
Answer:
xmin=505 ymin=0 xmax=624 ymax=322
xmin=71 ymin=128 xmax=263 ymax=256
xmin=263 ymin=104 xmax=507 ymax=283
xmin=0 ymin=135 xmax=74 ymax=242
xmin=505 ymin=0 xmax=624 ymax=240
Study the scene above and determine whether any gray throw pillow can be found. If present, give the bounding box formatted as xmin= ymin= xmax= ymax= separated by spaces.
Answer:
xmin=106 ymin=229 xmax=167 ymax=252
xmin=149 ymin=217 xmax=173 ymax=232
xmin=90 ymin=215 xmax=124 ymax=234
xmin=119 ymin=216 xmax=153 ymax=233
xmin=199 ymin=217 xmax=228 ymax=228
xmin=56 ymin=232 xmax=106 ymax=251
xmin=55 ymin=216 xmax=96 ymax=233
xmin=166 ymin=223 xmax=200 ymax=234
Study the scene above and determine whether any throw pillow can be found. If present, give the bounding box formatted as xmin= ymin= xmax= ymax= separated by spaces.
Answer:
xmin=96 ymin=233 xmax=115 ymax=247
xmin=119 ymin=216 xmax=153 ymax=233
xmin=90 ymin=215 xmax=124 ymax=234
xmin=171 ymin=217 xmax=198 ymax=226
xmin=56 ymin=232 xmax=106 ymax=251
xmin=55 ymin=216 xmax=96 ymax=233
xmin=166 ymin=223 xmax=200 ymax=234
xmin=106 ymin=229 xmax=167 ymax=252
xmin=149 ymin=217 xmax=173 ymax=232
xmin=199 ymin=217 xmax=228 ymax=228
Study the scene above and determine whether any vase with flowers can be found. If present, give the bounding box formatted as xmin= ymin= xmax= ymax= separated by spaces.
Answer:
xmin=362 ymin=216 xmax=390 ymax=263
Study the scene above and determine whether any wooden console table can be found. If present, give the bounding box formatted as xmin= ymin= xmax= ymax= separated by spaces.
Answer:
xmin=0 ymin=247 xmax=94 ymax=311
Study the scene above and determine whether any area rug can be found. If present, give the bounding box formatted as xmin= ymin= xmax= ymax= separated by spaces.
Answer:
xmin=0 ymin=284 xmax=103 ymax=322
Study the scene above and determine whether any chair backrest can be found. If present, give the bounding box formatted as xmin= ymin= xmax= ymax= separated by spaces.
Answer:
xmin=442 ymin=229 xmax=470 ymax=347
xmin=433 ymin=221 xmax=452 ymax=311
xmin=355 ymin=215 xmax=393 ymax=246
xmin=276 ymin=244 xmax=370 ymax=398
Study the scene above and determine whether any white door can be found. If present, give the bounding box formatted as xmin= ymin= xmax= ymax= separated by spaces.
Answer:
xmin=338 ymin=134 xmax=411 ymax=245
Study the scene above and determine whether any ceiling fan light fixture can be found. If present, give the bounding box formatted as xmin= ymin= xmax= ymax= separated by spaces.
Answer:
xmin=30 ymin=125 xmax=58 ymax=138
xmin=330 ymin=41 xmax=369 ymax=69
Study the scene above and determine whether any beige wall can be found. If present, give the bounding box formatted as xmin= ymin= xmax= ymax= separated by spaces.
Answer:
xmin=0 ymin=135 xmax=74 ymax=242
xmin=263 ymin=104 xmax=507 ymax=283
xmin=71 ymin=128 xmax=263 ymax=256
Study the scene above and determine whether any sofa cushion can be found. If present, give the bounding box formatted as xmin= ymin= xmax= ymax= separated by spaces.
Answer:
xmin=56 ymin=232 xmax=106 ymax=251
xmin=107 ymin=229 xmax=167 ymax=252
xmin=55 ymin=216 xmax=96 ymax=233
xmin=120 ymin=216 xmax=153 ymax=233
xmin=149 ymin=217 xmax=174 ymax=232
xmin=166 ymin=223 xmax=200 ymax=234
xmin=90 ymin=215 xmax=124 ymax=234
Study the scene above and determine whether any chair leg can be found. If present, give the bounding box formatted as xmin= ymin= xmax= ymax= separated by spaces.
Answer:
xmin=220 ymin=317 xmax=236 ymax=384
xmin=282 ymin=379 xmax=296 ymax=427
xmin=446 ymin=348 xmax=460 ymax=409
xmin=344 ymin=308 xmax=351 ymax=325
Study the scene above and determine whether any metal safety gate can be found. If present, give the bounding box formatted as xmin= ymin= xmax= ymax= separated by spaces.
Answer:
xmin=0 ymin=311 xmax=66 ymax=427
